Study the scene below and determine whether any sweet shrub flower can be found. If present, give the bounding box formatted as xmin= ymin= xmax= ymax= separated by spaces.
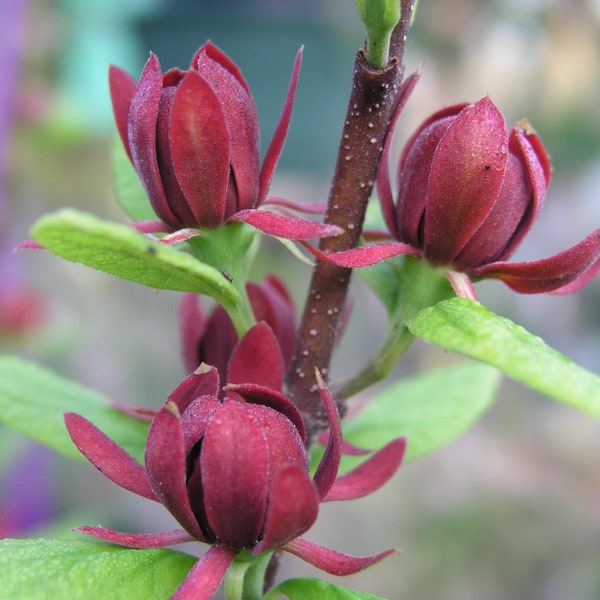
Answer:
xmin=65 ymin=322 xmax=406 ymax=599
xmin=179 ymin=273 xmax=296 ymax=378
xmin=110 ymin=42 xmax=340 ymax=241
xmin=308 ymin=97 xmax=600 ymax=297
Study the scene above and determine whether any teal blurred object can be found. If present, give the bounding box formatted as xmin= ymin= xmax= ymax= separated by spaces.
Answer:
xmin=56 ymin=0 xmax=165 ymax=133
xmin=136 ymin=2 xmax=362 ymax=176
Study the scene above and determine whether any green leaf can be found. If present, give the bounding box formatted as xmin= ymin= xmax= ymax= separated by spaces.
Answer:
xmin=0 ymin=355 xmax=149 ymax=462
xmin=31 ymin=208 xmax=241 ymax=304
xmin=342 ymin=361 xmax=501 ymax=461
xmin=408 ymin=298 xmax=600 ymax=419
xmin=264 ymin=577 xmax=389 ymax=600
xmin=0 ymin=538 xmax=196 ymax=600
xmin=111 ymin=136 xmax=157 ymax=221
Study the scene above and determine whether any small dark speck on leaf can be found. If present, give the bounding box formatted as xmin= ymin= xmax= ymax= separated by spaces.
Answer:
xmin=220 ymin=270 xmax=233 ymax=283
xmin=147 ymin=246 xmax=157 ymax=254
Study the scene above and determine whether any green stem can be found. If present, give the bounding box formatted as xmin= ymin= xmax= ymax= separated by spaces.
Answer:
xmin=337 ymin=256 xmax=456 ymax=399
xmin=223 ymin=551 xmax=273 ymax=600
xmin=186 ymin=223 xmax=260 ymax=337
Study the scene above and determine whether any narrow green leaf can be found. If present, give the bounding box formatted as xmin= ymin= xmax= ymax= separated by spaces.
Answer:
xmin=264 ymin=577 xmax=388 ymax=600
xmin=0 ymin=355 xmax=149 ymax=462
xmin=408 ymin=298 xmax=600 ymax=419
xmin=0 ymin=538 xmax=196 ymax=600
xmin=342 ymin=361 xmax=501 ymax=461
xmin=30 ymin=208 xmax=241 ymax=305
xmin=111 ymin=136 xmax=157 ymax=221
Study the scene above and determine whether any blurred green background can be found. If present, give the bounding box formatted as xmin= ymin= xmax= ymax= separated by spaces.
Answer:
xmin=2 ymin=0 xmax=600 ymax=598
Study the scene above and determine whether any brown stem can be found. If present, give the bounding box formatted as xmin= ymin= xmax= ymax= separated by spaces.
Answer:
xmin=286 ymin=1 xmax=416 ymax=442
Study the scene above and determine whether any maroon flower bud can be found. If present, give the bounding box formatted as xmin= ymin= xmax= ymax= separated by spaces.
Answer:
xmin=65 ymin=323 xmax=405 ymax=598
xmin=308 ymin=97 xmax=600 ymax=297
xmin=179 ymin=274 xmax=296 ymax=378
xmin=110 ymin=42 xmax=340 ymax=241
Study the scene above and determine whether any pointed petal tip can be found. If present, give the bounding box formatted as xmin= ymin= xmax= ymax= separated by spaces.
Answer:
xmin=75 ymin=525 xmax=194 ymax=548
xmin=284 ymin=537 xmax=398 ymax=576
xmin=229 ymin=210 xmax=343 ymax=240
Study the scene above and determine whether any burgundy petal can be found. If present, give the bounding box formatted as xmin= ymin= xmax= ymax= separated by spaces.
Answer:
xmin=179 ymin=293 xmax=207 ymax=374
xmin=424 ymin=97 xmax=508 ymax=263
xmin=201 ymin=401 xmax=269 ymax=549
xmin=493 ymin=124 xmax=550 ymax=261
xmin=128 ymin=53 xmax=180 ymax=229
xmin=258 ymin=47 xmax=303 ymax=205
xmin=108 ymin=65 xmax=137 ymax=161
xmin=172 ymin=545 xmax=237 ymax=600
xmin=253 ymin=465 xmax=319 ymax=553
xmin=228 ymin=322 xmax=284 ymax=390
xmin=191 ymin=41 xmax=252 ymax=97
xmin=300 ymin=240 xmax=418 ymax=268
xmin=145 ymin=402 xmax=207 ymax=541
xmin=196 ymin=48 xmax=259 ymax=213
xmin=377 ymin=71 xmax=421 ymax=239
xmin=229 ymin=209 xmax=343 ymax=240
xmin=169 ymin=71 xmax=230 ymax=227
xmin=247 ymin=275 xmax=296 ymax=368
xmin=167 ymin=365 xmax=220 ymax=413
xmin=311 ymin=370 xmax=342 ymax=500
xmin=227 ymin=383 xmax=306 ymax=443
xmin=283 ymin=537 xmax=397 ymax=576
xmin=471 ymin=228 xmax=600 ymax=293
xmin=323 ymin=438 xmax=406 ymax=502
xmin=64 ymin=412 xmax=155 ymax=501
xmin=180 ymin=394 xmax=222 ymax=454
xmin=75 ymin=525 xmax=194 ymax=548
xmin=396 ymin=105 xmax=466 ymax=247
xmin=198 ymin=306 xmax=238 ymax=383
xmin=130 ymin=220 xmax=173 ymax=235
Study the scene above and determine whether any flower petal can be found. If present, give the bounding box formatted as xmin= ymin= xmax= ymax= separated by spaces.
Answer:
xmin=168 ymin=365 xmax=220 ymax=413
xmin=471 ymin=228 xmax=600 ymax=293
xmin=172 ymin=545 xmax=237 ymax=600
xmin=179 ymin=293 xmax=208 ymax=374
xmin=169 ymin=71 xmax=230 ymax=227
xmin=75 ymin=525 xmax=194 ymax=548
xmin=229 ymin=209 xmax=343 ymax=240
xmin=247 ymin=274 xmax=296 ymax=368
xmin=128 ymin=53 xmax=180 ymax=229
xmin=493 ymin=124 xmax=550 ymax=261
xmin=228 ymin=322 xmax=284 ymax=390
xmin=377 ymin=71 xmax=421 ymax=240
xmin=64 ymin=412 xmax=155 ymax=501
xmin=323 ymin=438 xmax=406 ymax=502
xmin=180 ymin=394 xmax=222 ymax=454
xmin=424 ymin=97 xmax=508 ymax=263
xmin=201 ymin=401 xmax=269 ymax=549
xmin=145 ymin=402 xmax=207 ymax=541
xmin=108 ymin=65 xmax=137 ymax=161
xmin=258 ymin=47 xmax=303 ymax=205
xmin=311 ymin=370 xmax=342 ymax=500
xmin=191 ymin=42 xmax=251 ymax=95
xmin=283 ymin=537 xmax=397 ymax=576
xmin=300 ymin=240 xmax=418 ymax=268
xmin=228 ymin=383 xmax=306 ymax=443
xmin=196 ymin=47 xmax=259 ymax=213
xmin=253 ymin=465 xmax=319 ymax=553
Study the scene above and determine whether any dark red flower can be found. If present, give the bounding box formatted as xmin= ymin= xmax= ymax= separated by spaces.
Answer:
xmin=179 ymin=274 xmax=296 ymax=379
xmin=110 ymin=41 xmax=340 ymax=241
xmin=306 ymin=97 xmax=600 ymax=297
xmin=65 ymin=323 xmax=405 ymax=599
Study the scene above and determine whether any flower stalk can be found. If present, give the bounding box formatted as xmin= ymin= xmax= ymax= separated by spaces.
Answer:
xmin=286 ymin=0 xmax=417 ymax=441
